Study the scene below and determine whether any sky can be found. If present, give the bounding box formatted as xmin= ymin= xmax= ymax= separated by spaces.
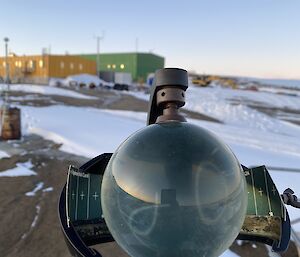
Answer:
xmin=0 ymin=0 xmax=300 ymax=79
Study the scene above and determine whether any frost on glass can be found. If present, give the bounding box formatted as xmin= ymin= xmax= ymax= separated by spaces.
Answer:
xmin=101 ymin=122 xmax=247 ymax=257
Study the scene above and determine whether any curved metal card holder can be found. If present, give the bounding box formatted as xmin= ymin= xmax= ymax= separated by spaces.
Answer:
xmin=237 ymin=165 xmax=291 ymax=252
xmin=58 ymin=153 xmax=114 ymax=257
xmin=59 ymin=158 xmax=291 ymax=256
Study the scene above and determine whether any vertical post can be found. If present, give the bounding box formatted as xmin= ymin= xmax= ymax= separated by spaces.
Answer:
xmin=4 ymin=37 xmax=10 ymax=106
xmin=96 ymin=36 xmax=100 ymax=77
xmin=95 ymin=33 xmax=104 ymax=78
xmin=135 ymin=37 xmax=139 ymax=53
xmin=1 ymin=37 xmax=21 ymax=140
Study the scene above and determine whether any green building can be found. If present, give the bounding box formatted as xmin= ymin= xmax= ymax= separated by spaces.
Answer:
xmin=80 ymin=52 xmax=164 ymax=82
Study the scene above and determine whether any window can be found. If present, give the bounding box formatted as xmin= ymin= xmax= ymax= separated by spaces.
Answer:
xmin=107 ymin=64 xmax=111 ymax=69
xmin=19 ymin=61 xmax=22 ymax=67
xmin=60 ymin=62 xmax=65 ymax=69
xmin=70 ymin=63 xmax=74 ymax=69
xmin=39 ymin=60 xmax=44 ymax=68
xmin=3 ymin=61 xmax=6 ymax=67
xmin=112 ymin=64 xmax=116 ymax=69
xmin=120 ymin=64 xmax=125 ymax=69
xmin=28 ymin=60 xmax=35 ymax=69
xmin=79 ymin=64 xmax=83 ymax=70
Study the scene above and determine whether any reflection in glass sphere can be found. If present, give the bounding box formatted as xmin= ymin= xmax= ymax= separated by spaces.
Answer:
xmin=101 ymin=122 xmax=247 ymax=257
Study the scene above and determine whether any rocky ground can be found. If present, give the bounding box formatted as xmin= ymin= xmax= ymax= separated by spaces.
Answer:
xmin=0 ymin=86 xmax=299 ymax=257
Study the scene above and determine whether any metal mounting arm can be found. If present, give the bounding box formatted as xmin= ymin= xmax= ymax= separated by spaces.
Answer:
xmin=147 ymin=68 xmax=188 ymax=125
xmin=282 ymin=188 xmax=300 ymax=209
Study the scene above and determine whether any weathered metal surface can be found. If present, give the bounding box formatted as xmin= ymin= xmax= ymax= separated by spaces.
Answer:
xmin=238 ymin=165 xmax=289 ymax=248
xmin=66 ymin=163 xmax=290 ymax=251
xmin=241 ymin=215 xmax=281 ymax=241
xmin=0 ymin=107 xmax=21 ymax=140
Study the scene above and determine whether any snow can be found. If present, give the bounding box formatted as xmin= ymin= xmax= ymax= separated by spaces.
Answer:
xmin=185 ymin=86 xmax=300 ymax=128
xmin=22 ymin=106 xmax=144 ymax=158
xmin=130 ymin=85 xmax=300 ymax=130
xmin=25 ymin=182 xmax=44 ymax=196
xmin=133 ymin=84 xmax=300 ymax=111
xmin=64 ymin=74 xmax=101 ymax=85
xmin=220 ymin=250 xmax=240 ymax=257
xmin=31 ymin=205 xmax=41 ymax=228
xmin=189 ymin=119 xmax=300 ymax=169
xmin=64 ymin=74 xmax=111 ymax=86
xmin=43 ymin=187 xmax=53 ymax=192
xmin=0 ymin=150 xmax=10 ymax=159
xmin=259 ymin=87 xmax=300 ymax=97
xmin=266 ymin=245 xmax=280 ymax=257
xmin=126 ymin=90 xmax=150 ymax=102
xmin=0 ymin=84 xmax=96 ymax=99
xmin=50 ymin=74 xmax=114 ymax=88
xmin=21 ymin=203 xmax=41 ymax=240
xmin=18 ymin=84 xmax=300 ymax=234
xmin=0 ymin=161 xmax=36 ymax=177
xmin=10 ymin=95 xmax=51 ymax=101
xmin=48 ymin=78 xmax=64 ymax=87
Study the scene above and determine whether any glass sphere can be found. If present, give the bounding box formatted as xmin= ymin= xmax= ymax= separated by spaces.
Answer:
xmin=101 ymin=122 xmax=247 ymax=257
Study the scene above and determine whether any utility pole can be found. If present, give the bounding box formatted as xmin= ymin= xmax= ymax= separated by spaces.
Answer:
xmin=135 ymin=37 xmax=139 ymax=53
xmin=95 ymin=33 xmax=104 ymax=77
xmin=4 ymin=37 xmax=10 ymax=106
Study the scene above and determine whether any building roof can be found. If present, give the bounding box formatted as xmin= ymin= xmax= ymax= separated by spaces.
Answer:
xmin=80 ymin=52 xmax=164 ymax=59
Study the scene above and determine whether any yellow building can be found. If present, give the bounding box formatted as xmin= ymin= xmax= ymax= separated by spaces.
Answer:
xmin=0 ymin=55 xmax=97 ymax=84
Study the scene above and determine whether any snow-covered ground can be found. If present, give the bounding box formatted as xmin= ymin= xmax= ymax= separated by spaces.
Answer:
xmin=1 ymin=83 xmax=300 ymax=256
xmin=0 ymin=84 xmax=96 ymax=99
xmin=22 ymin=109 xmax=244 ymax=257
xmin=0 ymin=149 xmax=10 ymax=159
xmin=0 ymin=161 xmax=36 ymax=177
xmin=22 ymin=106 xmax=143 ymax=157
xmin=25 ymin=182 xmax=44 ymax=196
xmin=132 ymin=85 xmax=300 ymax=125
xmin=259 ymin=86 xmax=300 ymax=97
xmin=221 ymin=251 xmax=240 ymax=257
xmin=21 ymin=104 xmax=300 ymax=228
xmin=185 ymin=86 xmax=300 ymax=121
